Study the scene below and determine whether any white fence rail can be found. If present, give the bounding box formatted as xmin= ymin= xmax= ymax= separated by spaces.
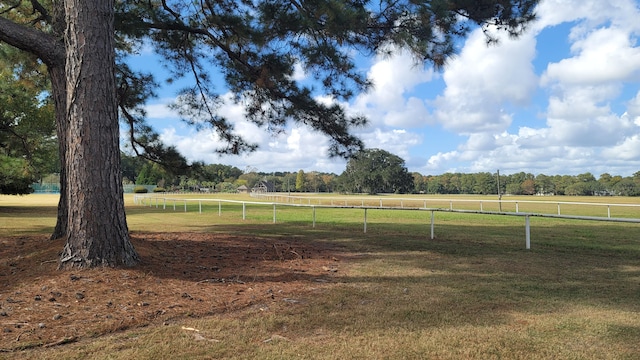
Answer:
xmin=133 ymin=194 xmax=640 ymax=250
xmin=252 ymin=193 xmax=640 ymax=218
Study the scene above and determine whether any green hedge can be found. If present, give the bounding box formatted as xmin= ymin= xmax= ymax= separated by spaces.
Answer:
xmin=133 ymin=186 xmax=149 ymax=193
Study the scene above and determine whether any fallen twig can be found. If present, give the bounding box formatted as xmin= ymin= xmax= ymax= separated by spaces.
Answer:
xmin=197 ymin=278 xmax=245 ymax=284
xmin=43 ymin=337 xmax=78 ymax=348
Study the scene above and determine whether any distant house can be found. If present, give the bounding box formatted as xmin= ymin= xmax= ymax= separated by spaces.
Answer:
xmin=252 ymin=180 xmax=275 ymax=193
xmin=237 ymin=185 xmax=249 ymax=193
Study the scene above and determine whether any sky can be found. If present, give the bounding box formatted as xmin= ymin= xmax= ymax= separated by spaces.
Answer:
xmin=131 ymin=0 xmax=640 ymax=177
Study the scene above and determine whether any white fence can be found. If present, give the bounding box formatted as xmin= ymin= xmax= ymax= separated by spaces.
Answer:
xmin=133 ymin=194 xmax=640 ymax=250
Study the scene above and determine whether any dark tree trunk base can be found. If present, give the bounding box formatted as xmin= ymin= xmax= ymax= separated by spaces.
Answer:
xmin=58 ymin=236 xmax=139 ymax=269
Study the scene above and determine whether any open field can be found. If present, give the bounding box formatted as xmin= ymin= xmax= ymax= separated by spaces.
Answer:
xmin=1 ymin=194 xmax=640 ymax=359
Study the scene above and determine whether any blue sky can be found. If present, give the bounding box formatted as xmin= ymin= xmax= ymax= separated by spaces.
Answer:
xmin=131 ymin=0 xmax=640 ymax=177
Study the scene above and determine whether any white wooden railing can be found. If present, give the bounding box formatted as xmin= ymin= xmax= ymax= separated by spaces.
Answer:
xmin=133 ymin=194 xmax=640 ymax=250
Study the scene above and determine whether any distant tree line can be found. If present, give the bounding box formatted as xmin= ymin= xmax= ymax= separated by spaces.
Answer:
xmin=22 ymin=150 xmax=640 ymax=197
xmin=412 ymin=171 xmax=640 ymax=196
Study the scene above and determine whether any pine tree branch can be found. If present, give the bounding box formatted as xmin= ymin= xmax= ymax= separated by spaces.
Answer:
xmin=0 ymin=16 xmax=63 ymax=67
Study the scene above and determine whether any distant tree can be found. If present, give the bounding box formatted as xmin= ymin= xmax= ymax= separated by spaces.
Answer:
xmin=534 ymin=174 xmax=554 ymax=195
xmin=427 ymin=177 xmax=445 ymax=194
xmin=339 ymin=148 xmax=413 ymax=194
xmin=474 ymin=172 xmax=496 ymax=195
xmin=576 ymin=172 xmax=596 ymax=183
xmin=506 ymin=182 xmax=522 ymax=195
xmin=613 ymin=178 xmax=640 ymax=196
xmin=553 ymin=175 xmax=576 ymax=195
xmin=135 ymin=162 xmax=167 ymax=185
xmin=412 ymin=172 xmax=427 ymax=193
xmin=521 ymin=179 xmax=536 ymax=195
xmin=321 ymin=174 xmax=336 ymax=193
xmin=192 ymin=163 xmax=243 ymax=185
xmin=296 ymin=170 xmax=306 ymax=192
xmin=565 ymin=181 xmax=595 ymax=196
xmin=305 ymin=171 xmax=324 ymax=192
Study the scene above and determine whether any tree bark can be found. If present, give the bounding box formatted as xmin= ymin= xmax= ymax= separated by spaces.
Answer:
xmin=58 ymin=0 xmax=138 ymax=268
xmin=49 ymin=0 xmax=68 ymax=240
xmin=49 ymin=63 xmax=68 ymax=240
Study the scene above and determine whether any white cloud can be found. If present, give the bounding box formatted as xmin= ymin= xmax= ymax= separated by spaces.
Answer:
xmin=144 ymin=99 xmax=179 ymax=119
xmin=602 ymin=135 xmax=640 ymax=160
xmin=289 ymin=62 xmax=307 ymax=82
xmin=360 ymin=128 xmax=422 ymax=160
xmin=434 ymin=28 xmax=538 ymax=134
xmin=351 ymin=49 xmax=435 ymax=128
xmin=541 ymin=27 xmax=640 ymax=86
xmin=534 ymin=0 xmax=640 ymax=31
xmin=425 ymin=151 xmax=460 ymax=173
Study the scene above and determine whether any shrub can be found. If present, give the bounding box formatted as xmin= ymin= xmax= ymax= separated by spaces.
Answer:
xmin=133 ymin=186 xmax=149 ymax=193
xmin=153 ymin=187 xmax=166 ymax=193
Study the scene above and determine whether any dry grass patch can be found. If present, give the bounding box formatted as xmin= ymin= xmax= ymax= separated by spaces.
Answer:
xmin=0 ymin=232 xmax=343 ymax=356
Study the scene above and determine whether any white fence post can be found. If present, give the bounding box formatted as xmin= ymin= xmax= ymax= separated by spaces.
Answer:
xmin=312 ymin=206 xmax=316 ymax=228
xmin=525 ymin=215 xmax=531 ymax=250
xmin=218 ymin=201 xmax=221 ymax=216
xmin=243 ymin=202 xmax=246 ymax=220
xmin=430 ymin=211 xmax=435 ymax=240
xmin=273 ymin=203 xmax=276 ymax=223
xmin=364 ymin=208 xmax=367 ymax=233
xmin=199 ymin=201 xmax=202 ymax=214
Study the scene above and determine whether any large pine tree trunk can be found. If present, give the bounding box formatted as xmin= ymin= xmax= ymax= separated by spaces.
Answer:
xmin=49 ymin=64 xmax=68 ymax=240
xmin=49 ymin=0 xmax=68 ymax=241
xmin=58 ymin=0 xmax=138 ymax=268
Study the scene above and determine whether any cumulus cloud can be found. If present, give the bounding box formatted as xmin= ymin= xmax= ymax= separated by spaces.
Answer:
xmin=351 ymin=49 xmax=435 ymax=128
xmin=433 ymin=28 xmax=538 ymax=134
xmin=541 ymin=27 xmax=640 ymax=86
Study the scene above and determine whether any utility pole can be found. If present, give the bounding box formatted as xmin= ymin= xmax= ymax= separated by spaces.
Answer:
xmin=497 ymin=169 xmax=502 ymax=212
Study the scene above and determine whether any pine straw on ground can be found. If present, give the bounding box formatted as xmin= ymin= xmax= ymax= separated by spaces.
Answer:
xmin=0 ymin=232 xmax=342 ymax=352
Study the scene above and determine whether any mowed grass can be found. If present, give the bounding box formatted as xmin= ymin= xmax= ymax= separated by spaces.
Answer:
xmin=1 ymin=194 xmax=640 ymax=359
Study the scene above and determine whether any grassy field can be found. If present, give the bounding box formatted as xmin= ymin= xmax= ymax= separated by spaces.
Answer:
xmin=1 ymin=193 xmax=640 ymax=359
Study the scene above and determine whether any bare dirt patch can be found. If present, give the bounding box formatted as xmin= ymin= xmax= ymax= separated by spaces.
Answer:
xmin=0 ymin=232 xmax=343 ymax=351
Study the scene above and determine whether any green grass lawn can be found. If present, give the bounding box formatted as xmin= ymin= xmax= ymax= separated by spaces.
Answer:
xmin=2 ymin=193 xmax=640 ymax=359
